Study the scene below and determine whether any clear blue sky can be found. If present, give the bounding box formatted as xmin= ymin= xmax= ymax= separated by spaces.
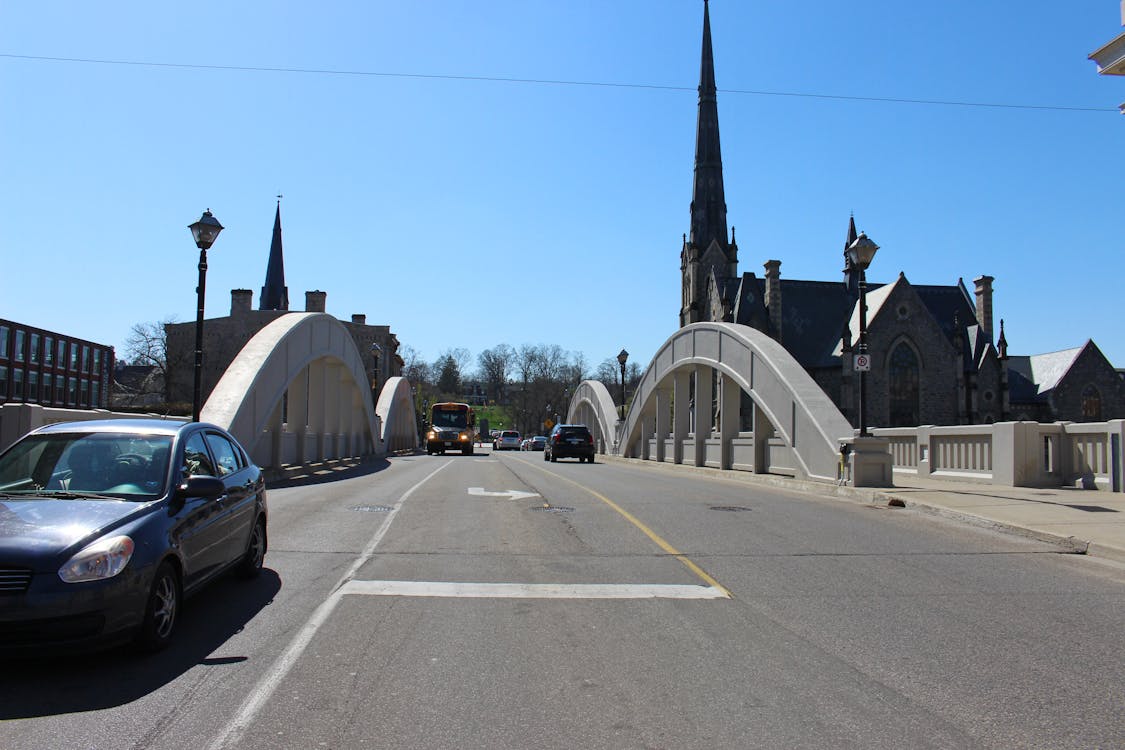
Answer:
xmin=2 ymin=1 xmax=1123 ymax=376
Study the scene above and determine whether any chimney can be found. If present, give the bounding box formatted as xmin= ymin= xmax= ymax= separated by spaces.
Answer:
xmin=763 ymin=259 xmax=783 ymax=343
xmin=973 ymin=275 xmax=994 ymax=342
xmin=305 ymin=290 xmax=327 ymax=313
xmin=351 ymin=314 xmax=366 ymax=326
xmin=231 ymin=289 xmax=253 ymax=316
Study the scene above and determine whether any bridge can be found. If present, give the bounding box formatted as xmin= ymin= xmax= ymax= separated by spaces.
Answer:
xmin=187 ymin=315 xmax=888 ymax=487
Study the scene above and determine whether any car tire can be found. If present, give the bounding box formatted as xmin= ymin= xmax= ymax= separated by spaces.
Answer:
xmin=237 ymin=517 xmax=267 ymax=579
xmin=136 ymin=561 xmax=180 ymax=652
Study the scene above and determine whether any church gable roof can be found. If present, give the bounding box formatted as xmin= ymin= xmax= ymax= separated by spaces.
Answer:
xmin=912 ymin=282 xmax=978 ymax=347
xmin=777 ymin=279 xmax=855 ymax=367
xmin=1007 ymin=344 xmax=1088 ymax=396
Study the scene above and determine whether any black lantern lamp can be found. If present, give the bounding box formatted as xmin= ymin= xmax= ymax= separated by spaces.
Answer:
xmin=846 ymin=232 xmax=878 ymax=437
xmin=188 ymin=210 xmax=223 ymax=422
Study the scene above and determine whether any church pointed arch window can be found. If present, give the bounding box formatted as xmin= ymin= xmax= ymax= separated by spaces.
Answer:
xmin=888 ymin=341 xmax=920 ymax=427
xmin=1081 ymin=384 xmax=1102 ymax=421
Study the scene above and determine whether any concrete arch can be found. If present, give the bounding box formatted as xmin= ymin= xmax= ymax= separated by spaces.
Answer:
xmin=375 ymin=376 xmax=419 ymax=453
xmin=595 ymin=322 xmax=855 ymax=483
xmin=568 ymin=379 xmax=622 ymax=454
xmin=202 ymin=312 xmax=380 ymax=468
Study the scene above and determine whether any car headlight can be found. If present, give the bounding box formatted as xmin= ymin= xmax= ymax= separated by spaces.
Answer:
xmin=459 ymin=433 xmax=468 ymax=441
xmin=427 ymin=431 xmax=436 ymax=440
xmin=58 ymin=535 xmax=135 ymax=583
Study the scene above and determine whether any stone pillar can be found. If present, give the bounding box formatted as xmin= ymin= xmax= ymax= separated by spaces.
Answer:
xmin=655 ymin=389 xmax=670 ymax=463
xmin=719 ymin=375 xmax=740 ymax=470
xmin=673 ymin=370 xmax=690 ymax=464
xmin=843 ymin=435 xmax=893 ymax=487
xmin=289 ymin=366 xmax=310 ymax=464
xmin=694 ymin=366 xmax=712 ymax=467
xmin=753 ymin=402 xmax=772 ymax=473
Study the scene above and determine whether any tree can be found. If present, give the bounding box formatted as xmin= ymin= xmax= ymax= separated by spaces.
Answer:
xmin=122 ymin=318 xmax=182 ymax=403
xmin=478 ymin=344 xmax=515 ymax=403
xmin=435 ymin=353 xmax=461 ymax=396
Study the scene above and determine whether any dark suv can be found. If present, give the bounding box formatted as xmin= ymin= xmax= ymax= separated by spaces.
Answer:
xmin=544 ymin=424 xmax=595 ymax=463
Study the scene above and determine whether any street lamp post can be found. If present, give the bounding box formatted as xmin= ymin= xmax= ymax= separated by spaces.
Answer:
xmin=617 ymin=349 xmax=629 ymax=419
xmin=846 ymin=232 xmax=879 ymax=437
xmin=188 ymin=209 xmax=223 ymax=422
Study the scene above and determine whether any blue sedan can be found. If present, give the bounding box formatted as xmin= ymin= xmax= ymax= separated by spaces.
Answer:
xmin=0 ymin=418 xmax=267 ymax=654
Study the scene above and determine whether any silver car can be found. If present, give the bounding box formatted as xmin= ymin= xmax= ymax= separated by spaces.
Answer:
xmin=495 ymin=430 xmax=521 ymax=451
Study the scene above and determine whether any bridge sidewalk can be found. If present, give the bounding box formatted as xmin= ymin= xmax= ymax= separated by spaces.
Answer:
xmin=602 ymin=456 xmax=1125 ymax=566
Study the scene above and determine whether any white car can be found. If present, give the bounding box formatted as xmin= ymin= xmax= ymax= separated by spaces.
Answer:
xmin=495 ymin=430 xmax=521 ymax=451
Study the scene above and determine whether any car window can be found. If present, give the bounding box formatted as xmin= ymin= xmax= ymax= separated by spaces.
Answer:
xmin=183 ymin=432 xmax=217 ymax=477
xmin=204 ymin=432 xmax=244 ymax=476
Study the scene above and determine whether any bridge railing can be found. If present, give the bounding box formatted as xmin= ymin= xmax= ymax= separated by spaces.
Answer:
xmin=873 ymin=420 xmax=1125 ymax=491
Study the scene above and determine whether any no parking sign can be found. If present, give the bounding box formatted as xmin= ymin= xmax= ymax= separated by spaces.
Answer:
xmin=853 ymin=353 xmax=871 ymax=372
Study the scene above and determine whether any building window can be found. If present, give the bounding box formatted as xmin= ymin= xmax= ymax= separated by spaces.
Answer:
xmin=56 ymin=374 xmax=66 ymax=403
xmin=69 ymin=343 xmax=78 ymax=370
xmin=28 ymin=371 xmax=38 ymax=403
xmin=44 ymin=336 xmax=54 ymax=366
xmin=13 ymin=369 xmax=23 ymax=399
xmin=82 ymin=345 xmax=90 ymax=373
xmin=68 ymin=377 xmax=78 ymax=405
xmin=92 ymin=381 xmax=100 ymax=408
xmin=1081 ymin=385 xmax=1102 ymax=421
xmin=58 ymin=340 xmax=67 ymax=367
xmin=14 ymin=330 xmax=25 ymax=363
xmin=0 ymin=326 xmax=8 ymax=360
xmin=80 ymin=378 xmax=89 ymax=407
xmin=29 ymin=333 xmax=40 ymax=364
xmin=0 ymin=366 xmax=7 ymax=397
xmin=888 ymin=342 xmax=920 ymax=427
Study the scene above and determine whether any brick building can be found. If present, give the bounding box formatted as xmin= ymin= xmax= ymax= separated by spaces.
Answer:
xmin=0 ymin=320 xmax=113 ymax=409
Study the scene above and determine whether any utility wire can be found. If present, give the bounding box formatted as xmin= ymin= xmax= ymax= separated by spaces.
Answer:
xmin=1 ymin=53 xmax=1116 ymax=114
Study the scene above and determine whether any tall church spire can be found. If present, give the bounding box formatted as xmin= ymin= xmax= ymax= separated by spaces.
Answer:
xmin=689 ymin=0 xmax=729 ymax=253
xmin=260 ymin=199 xmax=289 ymax=311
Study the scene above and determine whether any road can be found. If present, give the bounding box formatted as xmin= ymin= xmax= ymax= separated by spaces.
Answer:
xmin=2 ymin=448 xmax=1123 ymax=749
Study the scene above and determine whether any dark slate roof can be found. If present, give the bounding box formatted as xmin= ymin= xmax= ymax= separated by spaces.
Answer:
xmin=775 ymin=279 xmax=861 ymax=368
xmin=912 ymin=282 xmax=978 ymax=348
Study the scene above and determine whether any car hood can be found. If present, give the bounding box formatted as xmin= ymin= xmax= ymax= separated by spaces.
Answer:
xmin=431 ymin=426 xmax=466 ymax=435
xmin=0 ymin=498 xmax=154 ymax=565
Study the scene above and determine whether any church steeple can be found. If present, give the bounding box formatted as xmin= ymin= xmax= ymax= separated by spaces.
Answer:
xmin=260 ymin=199 xmax=289 ymax=311
xmin=689 ymin=0 xmax=729 ymax=254
xmin=681 ymin=0 xmax=736 ymax=327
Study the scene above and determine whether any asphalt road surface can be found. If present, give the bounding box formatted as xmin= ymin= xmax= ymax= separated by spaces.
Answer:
xmin=3 ymin=449 xmax=1123 ymax=749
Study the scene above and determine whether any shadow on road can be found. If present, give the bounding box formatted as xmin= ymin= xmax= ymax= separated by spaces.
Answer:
xmin=0 ymin=568 xmax=282 ymax=719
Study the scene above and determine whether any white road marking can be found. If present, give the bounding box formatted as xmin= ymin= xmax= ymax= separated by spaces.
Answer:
xmin=467 ymin=487 xmax=540 ymax=501
xmin=341 ymin=580 xmax=728 ymax=599
xmin=206 ymin=461 xmax=453 ymax=750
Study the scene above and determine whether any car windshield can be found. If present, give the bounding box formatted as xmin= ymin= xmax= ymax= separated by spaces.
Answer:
xmin=0 ymin=432 xmax=173 ymax=500
xmin=432 ymin=410 xmax=469 ymax=429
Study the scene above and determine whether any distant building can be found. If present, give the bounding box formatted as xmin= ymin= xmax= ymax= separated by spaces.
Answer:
xmin=165 ymin=201 xmax=403 ymax=406
xmin=679 ymin=1 xmax=1125 ymax=427
xmin=0 ymin=319 xmax=113 ymax=408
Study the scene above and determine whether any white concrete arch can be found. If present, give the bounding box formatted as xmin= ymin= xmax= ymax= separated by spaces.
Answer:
xmin=202 ymin=312 xmax=380 ymax=469
xmin=375 ymin=376 xmax=419 ymax=453
xmin=603 ymin=322 xmax=855 ymax=483
xmin=568 ymin=379 xmax=622 ymax=454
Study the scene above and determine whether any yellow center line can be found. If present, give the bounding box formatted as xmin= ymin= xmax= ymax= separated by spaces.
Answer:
xmin=523 ymin=462 xmax=732 ymax=598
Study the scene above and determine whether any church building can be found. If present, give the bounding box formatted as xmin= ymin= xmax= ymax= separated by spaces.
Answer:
xmin=680 ymin=1 xmax=1124 ymax=427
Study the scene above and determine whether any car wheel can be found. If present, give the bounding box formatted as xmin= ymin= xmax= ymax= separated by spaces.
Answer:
xmin=237 ymin=517 xmax=267 ymax=578
xmin=136 ymin=561 xmax=180 ymax=652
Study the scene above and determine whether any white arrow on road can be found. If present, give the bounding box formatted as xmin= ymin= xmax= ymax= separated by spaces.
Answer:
xmin=467 ymin=487 xmax=541 ymax=502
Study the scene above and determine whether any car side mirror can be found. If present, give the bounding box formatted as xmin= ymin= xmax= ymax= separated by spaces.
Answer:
xmin=176 ymin=475 xmax=225 ymax=499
